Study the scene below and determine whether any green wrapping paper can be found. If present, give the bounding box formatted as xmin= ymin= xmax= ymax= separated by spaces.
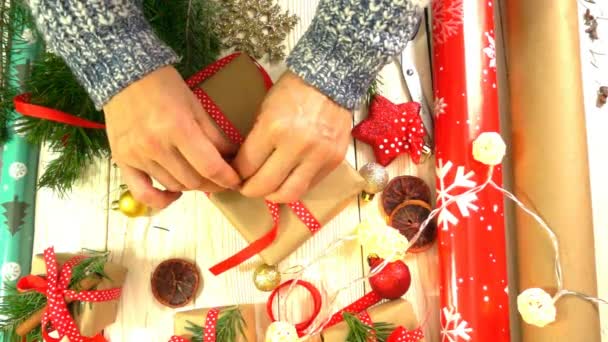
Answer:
xmin=0 ymin=9 xmax=40 ymax=342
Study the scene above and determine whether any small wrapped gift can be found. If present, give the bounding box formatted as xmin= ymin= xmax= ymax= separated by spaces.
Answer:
xmin=8 ymin=247 xmax=126 ymax=340
xmin=192 ymin=54 xmax=366 ymax=270
xmin=173 ymin=304 xmax=270 ymax=341
xmin=319 ymin=299 xmax=422 ymax=341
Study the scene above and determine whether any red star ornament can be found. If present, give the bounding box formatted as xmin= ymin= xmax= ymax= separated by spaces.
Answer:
xmin=352 ymin=95 xmax=427 ymax=166
xmin=387 ymin=326 xmax=424 ymax=342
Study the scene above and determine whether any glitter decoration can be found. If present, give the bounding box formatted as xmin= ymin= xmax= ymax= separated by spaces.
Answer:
xmin=253 ymin=263 xmax=281 ymax=292
xmin=358 ymin=162 xmax=389 ymax=201
xmin=215 ymin=0 xmax=298 ymax=62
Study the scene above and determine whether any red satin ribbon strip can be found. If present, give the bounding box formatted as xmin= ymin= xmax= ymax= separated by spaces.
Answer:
xmin=266 ymin=279 xmax=323 ymax=336
xmin=13 ymin=94 xmax=107 ymax=129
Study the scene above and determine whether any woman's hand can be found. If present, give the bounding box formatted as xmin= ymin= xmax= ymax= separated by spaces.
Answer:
xmin=104 ymin=66 xmax=241 ymax=209
xmin=233 ymin=71 xmax=352 ymax=203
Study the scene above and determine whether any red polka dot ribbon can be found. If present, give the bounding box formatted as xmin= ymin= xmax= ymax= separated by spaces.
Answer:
xmin=324 ymin=291 xmax=383 ymax=329
xmin=357 ymin=311 xmax=377 ymax=342
xmin=16 ymin=247 xmax=122 ymax=342
xmin=386 ymin=326 xmax=424 ymax=342
xmin=190 ymin=53 xmax=321 ymax=275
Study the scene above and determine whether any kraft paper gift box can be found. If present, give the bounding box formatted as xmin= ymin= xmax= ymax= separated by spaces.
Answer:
xmin=30 ymin=252 xmax=127 ymax=337
xmin=199 ymin=54 xmax=366 ymax=265
xmin=173 ymin=304 xmax=270 ymax=341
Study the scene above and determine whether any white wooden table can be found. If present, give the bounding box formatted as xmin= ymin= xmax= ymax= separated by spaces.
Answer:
xmin=30 ymin=1 xmax=608 ymax=341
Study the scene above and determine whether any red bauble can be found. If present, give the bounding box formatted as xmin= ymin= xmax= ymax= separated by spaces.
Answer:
xmin=368 ymin=257 xmax=411 ymax=299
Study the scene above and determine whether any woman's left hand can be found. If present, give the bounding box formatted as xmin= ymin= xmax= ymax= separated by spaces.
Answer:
xmin=233 ymin=71 xmax=352 ymax=203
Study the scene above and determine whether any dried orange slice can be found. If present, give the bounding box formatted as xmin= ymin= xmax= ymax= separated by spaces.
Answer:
xmin=151 ymin=259 xmax=201 ymax=308
xmin=389 ymin=200 xmax=437 ymax=253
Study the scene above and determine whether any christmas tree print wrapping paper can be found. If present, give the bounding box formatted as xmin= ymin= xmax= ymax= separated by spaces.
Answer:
xmin=431 ymin=0 xmax=510 ymax=340
xmin=0 ymin=8 xmax=40 ymax=332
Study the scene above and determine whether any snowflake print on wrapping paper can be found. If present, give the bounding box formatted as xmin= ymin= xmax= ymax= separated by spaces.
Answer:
xmin=432 ymin=0 xmax=464 ymax=45
xmin=436 ymin=159 xmax=479 ymax=231
xmin=2 ymin=262 xmax=21 ymax=282
xmin=434 ymin=97 xmax=447 ymax=116
xmin=441 ymin=306 xmax=473 ymax=342
xmin=483 ymin=32 xmax=496 ymax=68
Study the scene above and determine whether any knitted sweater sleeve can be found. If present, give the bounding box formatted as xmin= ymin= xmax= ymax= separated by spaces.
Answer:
xmin=286 ymin=0 xmax=421 ymax=110
xmin=25 ymin=0 xmax=179 ymax=109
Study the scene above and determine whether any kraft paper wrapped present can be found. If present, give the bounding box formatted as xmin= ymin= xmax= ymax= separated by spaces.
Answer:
xmin=199 ymin=54 xmax=366 ymax=265
xmin=29 ymin=252 xmax=127 ymax=337
xmin=318 ymin=299 xmax=422 ymax=341
xmin=173 ymin=304 xmax=270 ymax=341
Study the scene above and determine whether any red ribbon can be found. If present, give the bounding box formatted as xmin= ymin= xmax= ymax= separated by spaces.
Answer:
xmin=14 ymin=94 xmax=106 ymax=129
xmin=168 ymin=307 xmax=220 ymax=342
xmin=13 ymin=53 xmax=322 ymax=276
xmin=16 ymin=247 xmax=122 ymax=342
xmin=266 ymin=279 xmax=323 ymax=336
xmin=324 ymin=291 xmax=383 ymax=329
xmin=386 ymin=326 xmax=424 ymax=342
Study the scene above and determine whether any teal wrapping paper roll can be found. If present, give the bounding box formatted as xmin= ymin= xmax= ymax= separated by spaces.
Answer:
xmin=0 ymin=9 xmax=41 ymax=342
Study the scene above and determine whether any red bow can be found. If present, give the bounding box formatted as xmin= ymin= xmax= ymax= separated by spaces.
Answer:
xmin=16 ymin=247 xmax=122 ymax=342
xmin=387 ymin=326 xmax=424 ymax=342
xmin=169 ymin=308 xmax=220 ymax=342
xmin=352 ymin=95 xmax=427 ymax=166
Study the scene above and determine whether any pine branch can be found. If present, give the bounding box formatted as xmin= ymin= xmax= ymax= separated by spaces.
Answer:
xmin=343 ymin=312 xmax=395 ymax=342
xmin=185 ymin=306 xmax=247 ymax=342
xmin=0 ymin=284 xmax=46 ymax=339
xmin=366 ymin=76 xmax=383 ymax=105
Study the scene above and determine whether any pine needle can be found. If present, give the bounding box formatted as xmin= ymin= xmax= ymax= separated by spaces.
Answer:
xmin=343 ymin=312 xmax=395 ymax=342
xmin=185 ymin=306 xmax=247 ymax=342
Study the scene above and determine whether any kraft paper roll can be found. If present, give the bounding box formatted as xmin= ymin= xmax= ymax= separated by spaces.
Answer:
xmin=504 ymin=1 xmax=600 ymax=341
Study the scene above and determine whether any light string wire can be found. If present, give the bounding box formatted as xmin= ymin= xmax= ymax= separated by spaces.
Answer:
xmin=279 ymin=160 xmax=607 ymax=340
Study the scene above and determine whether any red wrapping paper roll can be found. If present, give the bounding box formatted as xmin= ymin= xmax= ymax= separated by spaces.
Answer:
xmin=431 ymin=0 xmax=510 ymax=340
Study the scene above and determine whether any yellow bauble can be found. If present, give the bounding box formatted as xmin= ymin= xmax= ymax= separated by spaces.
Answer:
xmin=253 ymin=264 xmax=281 ymax=292
xmin=112 ymin=190 xmax=148 ymax=218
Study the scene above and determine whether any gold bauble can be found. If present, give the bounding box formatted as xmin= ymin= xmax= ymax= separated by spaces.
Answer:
xmin=358 ymin=162 xmax=389 ymax=201
xmin=253 ymin=264 xmax=281 ymax=292
xmin=111 ymin=189 xmax=148 ymax=218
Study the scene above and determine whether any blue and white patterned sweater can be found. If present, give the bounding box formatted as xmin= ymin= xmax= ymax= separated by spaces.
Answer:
xmin=26 ymin=0 xmax=424 ymax=110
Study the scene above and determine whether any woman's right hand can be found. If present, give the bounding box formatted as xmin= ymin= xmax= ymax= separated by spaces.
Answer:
xmin=103 ymin=65 xmax=242 ymax=209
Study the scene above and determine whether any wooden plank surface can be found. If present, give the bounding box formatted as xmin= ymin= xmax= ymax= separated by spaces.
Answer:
xmin=577 ymin=1 xmax=608 ymax=340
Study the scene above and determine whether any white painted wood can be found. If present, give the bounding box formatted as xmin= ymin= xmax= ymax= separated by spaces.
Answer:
xmin=33 ymin=145 xmax=110 ymax=255
xmin=577 ymin=1 xmax=608 ymax=339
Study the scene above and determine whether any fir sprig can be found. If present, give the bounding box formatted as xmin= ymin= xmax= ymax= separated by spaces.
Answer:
xmin=0 ymin=253 xmax=109 ymax=341
xmin=343 ymin=312 xmax=395 ymax=342
xmin=0 ymin=284 xmax=46 ymax=342
xmin=185 ymin=306 xmax=247 ymax=342
xmin=0 ymin=0 xmax=38 ymax=141
xmin=366 ymin=76 xmax=383 ymax=105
